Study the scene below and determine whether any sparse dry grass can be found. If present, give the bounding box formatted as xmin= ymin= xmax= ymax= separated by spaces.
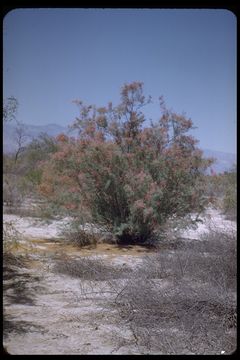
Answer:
xmin=53 ymin=225 xmax=236 ymax=354
xmin=114 ymin=227 xmax=236 ymax=354
xmin=53 ymin=255 xmax=133 ymax=281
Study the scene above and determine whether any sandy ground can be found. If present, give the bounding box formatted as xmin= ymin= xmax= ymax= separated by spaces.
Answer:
xmin=3 ymin=207 xmax=236 ymax=241
xmin=3 ymin=267 xmax=137 ymax=355
xmin=3 ymin=208 xmax=236 ymax=355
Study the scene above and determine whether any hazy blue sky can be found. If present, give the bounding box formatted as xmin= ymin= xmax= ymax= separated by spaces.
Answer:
xmin=3 ymin=8 xmax=236 ymax=153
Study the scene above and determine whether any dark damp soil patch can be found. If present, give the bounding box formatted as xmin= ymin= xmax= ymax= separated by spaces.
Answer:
xmin=3 ymin=312 xmax=46 ymax=339
xmin=3 ymin=259 xmax=45 ymax=307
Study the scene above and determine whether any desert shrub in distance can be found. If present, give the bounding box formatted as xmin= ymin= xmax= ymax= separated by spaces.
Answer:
xmin=204 ymin=165 xmax=236 ymax=220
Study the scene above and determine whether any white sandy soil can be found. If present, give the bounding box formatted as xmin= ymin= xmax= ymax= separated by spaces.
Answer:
xmin=3 ymin=207 xmax=236 ymax=241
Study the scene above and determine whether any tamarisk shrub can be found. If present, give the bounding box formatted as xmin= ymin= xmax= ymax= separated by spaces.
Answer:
xmin=38 ymin=82 xmax=213 ymax=245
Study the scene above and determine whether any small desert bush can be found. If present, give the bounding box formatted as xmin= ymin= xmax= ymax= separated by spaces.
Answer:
xmin=205 ymin=167 xmax=236 ymax=220
xmin=60 ymin=217 xmax=103 ymax=247
xmin=222 ymin=167 xmax=236 ymax=220
xmin=62 ymin=228 xmax=98 ymax=248
xmin=38 ymin=82 xmax=213 ymax=246
xmin=223 ymin=189 xmax=236 ymax=221
xmin=3 ymin=221 xmax=21 ymax=253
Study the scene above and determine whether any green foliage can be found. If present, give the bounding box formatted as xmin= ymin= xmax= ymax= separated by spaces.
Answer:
xmin=38 ymin=82 xmax=213 ymax=244
xmin=204 ymin=165 xmax=236 ymax=219
xmin=61 ymin=227 xmax=98 ymax=248
xmin=3 ymin=133 xmax=58 ymax=212
xmin=3 ymin=221 xmax=21 ymax=253
xmin=222 ymin=166 xmax=237 ymax=219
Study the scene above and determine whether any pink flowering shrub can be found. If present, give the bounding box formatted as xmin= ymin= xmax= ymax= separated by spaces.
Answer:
xmin=38 ymin=82 xmax=213 ymax=244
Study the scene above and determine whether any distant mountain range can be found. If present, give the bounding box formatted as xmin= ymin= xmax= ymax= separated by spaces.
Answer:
xmin=3 ymin=122 xmax=236 ymax=174
xmin=202 ymin=148 xmax=236 ymax=174
xmin=3 ymin=122 xmax=74 ymax=154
